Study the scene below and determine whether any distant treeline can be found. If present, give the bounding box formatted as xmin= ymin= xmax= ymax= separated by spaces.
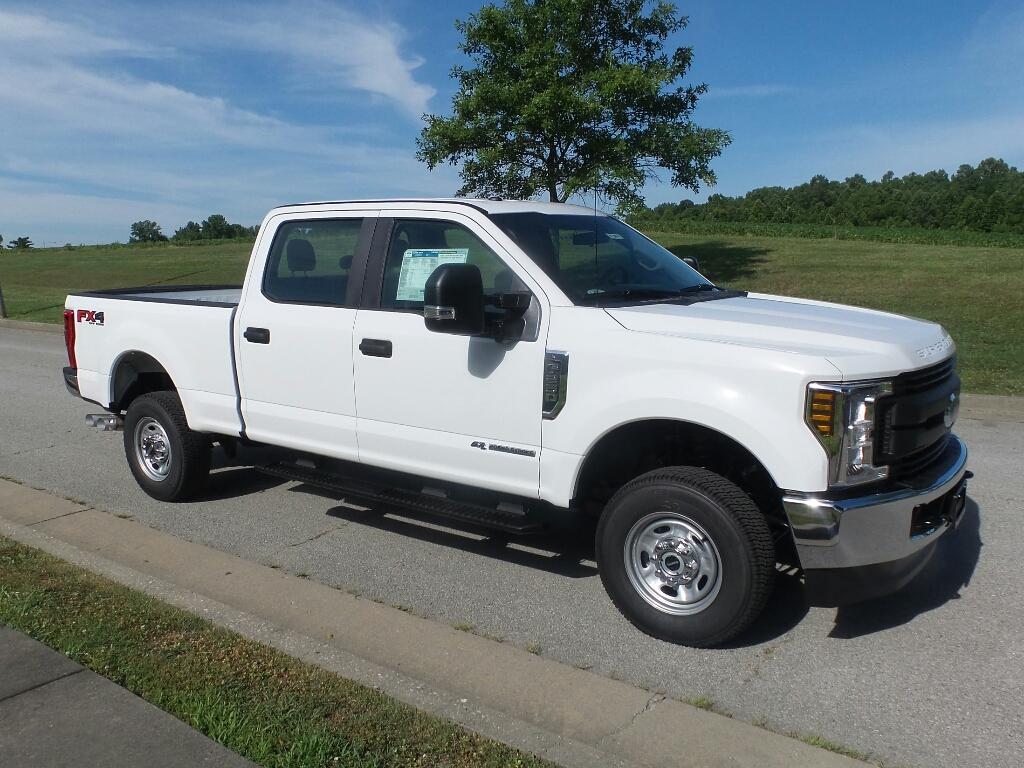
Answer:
xmin=634 ymin=158 xmax=1024 ymax=234
xmin=130 ymin=214 xmax=258 ymax=244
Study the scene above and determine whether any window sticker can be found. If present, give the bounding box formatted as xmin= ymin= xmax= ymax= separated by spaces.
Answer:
xmin=395 ymin=248 xmax=469 ymax=302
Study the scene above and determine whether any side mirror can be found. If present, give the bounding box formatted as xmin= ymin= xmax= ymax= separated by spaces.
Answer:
xmin=681 ymin=255 xmax=700 ymax=271
xmin=424 ymin=263 xmax=485 ymax=336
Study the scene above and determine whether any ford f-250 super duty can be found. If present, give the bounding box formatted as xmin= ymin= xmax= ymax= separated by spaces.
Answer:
xmin=62 ymin=199 xmax=970 ymax=646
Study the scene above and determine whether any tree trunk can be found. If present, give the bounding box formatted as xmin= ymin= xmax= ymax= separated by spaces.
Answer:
xmin=546 ymin=144 xmax=559 ymax=202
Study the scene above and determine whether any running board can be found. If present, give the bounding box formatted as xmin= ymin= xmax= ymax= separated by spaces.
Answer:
xmin=258 ymin=462 xmax=544 ymax=534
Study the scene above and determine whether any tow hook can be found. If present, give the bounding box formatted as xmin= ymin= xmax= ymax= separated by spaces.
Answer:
xmin=85 ymin=413 xmax=123 ymax=432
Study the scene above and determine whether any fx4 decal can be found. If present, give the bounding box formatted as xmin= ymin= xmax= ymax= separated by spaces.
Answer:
xmin=77 ymin=309 xmax=105 ymax=326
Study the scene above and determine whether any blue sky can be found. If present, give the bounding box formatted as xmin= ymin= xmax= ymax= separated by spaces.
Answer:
xmin=2 ymin=0 xmax=1022 ymax=244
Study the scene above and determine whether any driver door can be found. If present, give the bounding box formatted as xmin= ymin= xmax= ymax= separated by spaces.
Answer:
xmin=353 ymin=211 xmax=548 ymax=498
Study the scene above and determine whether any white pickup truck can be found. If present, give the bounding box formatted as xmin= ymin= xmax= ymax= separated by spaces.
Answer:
xmin=62 ymin=199 xmax=970 ymax=646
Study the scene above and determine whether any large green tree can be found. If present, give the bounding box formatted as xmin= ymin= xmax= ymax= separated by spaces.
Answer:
xmin=418 ymin=0 xmax=729 ymax=213
xmin=129 ymin=220 xmax=168 ymax=243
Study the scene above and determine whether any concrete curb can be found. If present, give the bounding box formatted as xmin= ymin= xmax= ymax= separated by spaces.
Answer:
xmin=0 ymin=318 xmax=62 ymax=333
xmin=0 ymin=480 xmax=864 ymax=768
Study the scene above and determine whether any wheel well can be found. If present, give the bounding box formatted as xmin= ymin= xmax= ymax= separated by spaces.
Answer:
xmin=574 ymin=420 xmax=790 ymax=547
xmin=110 ymin=352 xmax=176 ymax=413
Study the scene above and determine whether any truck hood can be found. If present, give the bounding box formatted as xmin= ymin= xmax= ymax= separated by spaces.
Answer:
xmin=605 ymin=292 xmax=953 ymax=379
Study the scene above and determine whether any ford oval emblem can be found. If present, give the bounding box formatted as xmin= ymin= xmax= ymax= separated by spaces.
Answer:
xmin=944 ymin=391 xmax=960 ymax=429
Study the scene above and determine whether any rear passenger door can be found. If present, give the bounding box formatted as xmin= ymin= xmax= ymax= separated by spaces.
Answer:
xmin=236 ymin=213 xmax=376 ymax=460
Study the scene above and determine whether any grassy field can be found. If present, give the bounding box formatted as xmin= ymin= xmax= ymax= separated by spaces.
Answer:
xmin=0 ymin=536 xmax=550 ymax=768
xmin=0 ymin=240 xmax=253 ymax=323
xmin=0 ymin=233 xmax=1020 ymax=394
xmin=628 ymin=219 xmax=1024 ymax=248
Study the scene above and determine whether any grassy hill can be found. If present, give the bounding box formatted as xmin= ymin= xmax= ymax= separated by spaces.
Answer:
xmin=1 ymin=232 xmax=1021 ymax=394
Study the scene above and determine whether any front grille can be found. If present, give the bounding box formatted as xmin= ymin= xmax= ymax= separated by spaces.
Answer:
xmin=888 ymin=433 xmax=951 ymax=480
xmin=876 ymin=355 xmax=958 ymax=480
xmin=893 ymin=356 xmax=956 ymax=395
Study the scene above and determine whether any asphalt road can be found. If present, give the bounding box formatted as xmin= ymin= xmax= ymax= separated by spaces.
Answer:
xmin=2 ymin=326 xmax=1021 ymax=768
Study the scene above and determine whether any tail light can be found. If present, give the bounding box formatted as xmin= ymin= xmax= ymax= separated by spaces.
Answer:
xmin=63 ymin=309 xmax=77 ymax=368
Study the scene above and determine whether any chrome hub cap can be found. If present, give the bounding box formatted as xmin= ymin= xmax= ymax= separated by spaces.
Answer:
xmin=134 ymin=417 xmax=172 ymax=482
xmin=624 ymin=513 xmax=722 ymax=615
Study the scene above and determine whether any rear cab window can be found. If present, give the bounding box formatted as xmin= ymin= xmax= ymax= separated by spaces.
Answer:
xmin=263 ymin=218 xmax=364 ymax=306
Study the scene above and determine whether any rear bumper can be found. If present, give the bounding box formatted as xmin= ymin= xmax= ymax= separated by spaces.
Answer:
xmin=782 ymin=434 xmax=969 ymax=606
xmin=63 ymin=366 xmax=80 ymax=397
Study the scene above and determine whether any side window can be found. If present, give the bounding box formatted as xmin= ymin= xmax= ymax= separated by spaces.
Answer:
xmin=263 ymin=218 xmax=363 ymax=306
xmin=381 ymin=219 xmax=525 ymax=311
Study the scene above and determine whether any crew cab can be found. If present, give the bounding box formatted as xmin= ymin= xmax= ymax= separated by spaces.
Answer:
xmin=62 ymin=199 xmax=970 ymax=646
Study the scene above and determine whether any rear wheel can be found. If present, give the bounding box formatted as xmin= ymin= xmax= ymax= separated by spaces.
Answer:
xmin=596 ymin=466 xmax=774 ymax=647
xmin=123 ymin=391 xmax=210 ymax=501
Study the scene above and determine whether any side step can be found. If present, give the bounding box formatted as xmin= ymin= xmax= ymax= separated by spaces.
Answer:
xmin=258 ymin=462 xmax=544 ymax=535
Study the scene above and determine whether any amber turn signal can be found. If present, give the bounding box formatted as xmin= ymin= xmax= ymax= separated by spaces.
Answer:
xmin=809 ymin=390 xmax=835 ymax=437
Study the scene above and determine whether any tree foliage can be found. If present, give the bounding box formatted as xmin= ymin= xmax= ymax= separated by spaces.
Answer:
xmin=639 ymin=158 xmax=1024 ymax=234
xmin=129 ymin=220 xmax=168 ymax=243
xmin=172 ymin=215 xmax=257 ymax=243
xmin=418 ymin=0 xmax=729 ymax=213
xmin=7 ymin=236 xmax=33 ymax=249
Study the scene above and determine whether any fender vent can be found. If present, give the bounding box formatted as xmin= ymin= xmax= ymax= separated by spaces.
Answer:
xmin=542 ymin=351 xmax=569 ymax=419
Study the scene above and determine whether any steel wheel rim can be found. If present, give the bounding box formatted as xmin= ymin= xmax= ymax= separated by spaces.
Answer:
xmin=134 ymin=416 xmax=172 ymax=482
xmin=624 ymin=512 xmax=722 ymax=615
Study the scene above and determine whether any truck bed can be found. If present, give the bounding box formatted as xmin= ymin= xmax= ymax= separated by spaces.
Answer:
xmin=75 ymin=285 xmax=242 ymax=306
xmin=66 ymin=285 xmax=244 ymax=437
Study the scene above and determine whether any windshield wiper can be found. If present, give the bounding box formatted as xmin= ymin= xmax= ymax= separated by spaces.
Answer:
xmin=580 ymin=284 xmax=723 ymax=304
xmin=579 ymin=287 xmax=684 ymax=304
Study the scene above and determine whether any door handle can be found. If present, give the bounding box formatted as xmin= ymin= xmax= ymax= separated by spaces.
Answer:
xmin=244 ymin=327 xmax=270 ymax=344
xmin=359 ymin=338 xmax=392 ymax=358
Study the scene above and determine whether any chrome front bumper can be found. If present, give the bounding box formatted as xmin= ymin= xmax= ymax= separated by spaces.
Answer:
xmin=782 ymin=435 xmax=969 ymax=604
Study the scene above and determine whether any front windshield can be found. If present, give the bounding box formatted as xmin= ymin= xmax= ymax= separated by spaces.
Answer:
xmin=490 ymin=212 xmax=712 ymax=305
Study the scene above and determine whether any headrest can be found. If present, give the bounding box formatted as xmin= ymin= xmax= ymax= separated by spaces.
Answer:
xmin=400 ymin=223 xmax=448 ymax=250
xmin=286 ymin=239 xmax=316 ymax=273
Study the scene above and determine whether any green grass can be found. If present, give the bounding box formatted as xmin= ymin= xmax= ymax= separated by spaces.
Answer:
xmin=628 ymin=219 xmax=1024 ymax=249
xmin=1 ymin=231 xmax=1021 ymax=393
xmin=797 ymin=734 xmax=873 ymax=763
xmin=0 ymin=240 xmax=252 ymax=322
xmin=653 ymin=232 xmax=1024 ymax=395
xmin=0 ymin=537 xmax=551 ymax=768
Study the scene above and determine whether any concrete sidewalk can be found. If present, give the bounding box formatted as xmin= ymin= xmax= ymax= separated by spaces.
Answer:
xmin=0 ymin=625 xmax=254 ymax=767
xmin=0 ymin=479 xmax=864 ymax=768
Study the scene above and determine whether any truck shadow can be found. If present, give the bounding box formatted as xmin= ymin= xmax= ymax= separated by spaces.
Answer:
xmin=666 ymin=241 xmax=771 ymax=284
xmin=201 ymin=445 xmax=291 ymax=501
xmin=322 ymin=501 xmax=600 ymax=580
xmin=827 ymin=497 xmax=983 ymax=639
xmin=721 ymin=567 xmax=810 ymax=648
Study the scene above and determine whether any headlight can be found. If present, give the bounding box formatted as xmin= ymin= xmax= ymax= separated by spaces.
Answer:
xmin=806 ymin=380 xmax=892 ymax=487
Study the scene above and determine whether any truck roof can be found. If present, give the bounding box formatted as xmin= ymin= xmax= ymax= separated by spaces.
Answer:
xmin=272 ymin=198 xmax=609 ymax=217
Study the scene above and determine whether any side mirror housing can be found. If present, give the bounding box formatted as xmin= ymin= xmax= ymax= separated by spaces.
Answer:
xmin=424 ymin=263 xmax=485 ymax=336
xmin=681 ymin=255 xmax=700 ymax=271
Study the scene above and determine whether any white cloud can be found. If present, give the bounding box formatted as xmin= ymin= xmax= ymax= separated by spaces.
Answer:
xmin=214 ymin=1 xmax=436 ymax=118
xmin=962 ymin=1 xmax=1024 ymax=76
xmin=0 ymin=6 xmax=454 ymax=242
xmin=813 ymin=112 xmax=1024 ymax=180
xmin=0 ymin=8 xmax=156 ymax=57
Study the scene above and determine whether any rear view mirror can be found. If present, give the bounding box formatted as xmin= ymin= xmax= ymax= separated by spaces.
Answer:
xmin=572 ymin=230 xmax=610 ymax=246
xmin=681 ymin=255 xmax=700 ymax=271
xmin=423 ymin=263 xmax=485 ymax=336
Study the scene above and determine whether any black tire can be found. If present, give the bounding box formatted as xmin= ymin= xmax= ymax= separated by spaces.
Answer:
xmin=123 ymin=391 xmax=211 ymax=502
xmin=596 ymin=466 xmax=774 ymax=647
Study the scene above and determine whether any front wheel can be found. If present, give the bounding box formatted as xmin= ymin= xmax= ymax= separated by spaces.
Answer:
xmin=596 ymin=466 xmax=774 ymax=647
xmin=123 ymin=391 xmax=210 ymax=502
